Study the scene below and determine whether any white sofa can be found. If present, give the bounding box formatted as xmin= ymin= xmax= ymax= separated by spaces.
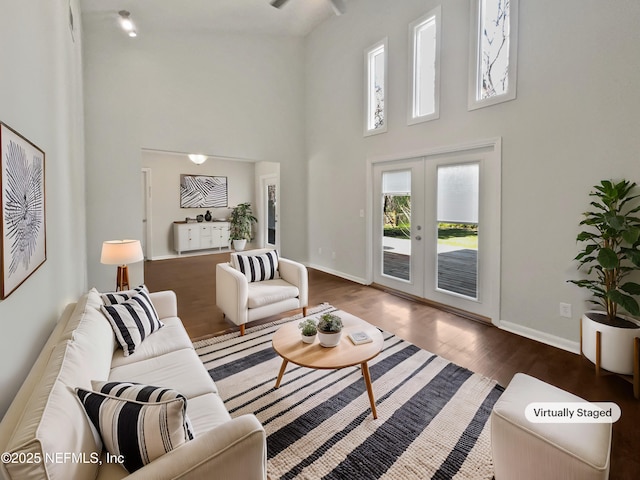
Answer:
xmin=0 ymin=289 xmax=266 ymax=480
xmin=216 ymin=249 xmax=308 ymax=335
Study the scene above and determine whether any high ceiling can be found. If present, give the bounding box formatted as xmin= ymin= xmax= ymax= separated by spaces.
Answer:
xmin=79 ymin=0 xmax=339 ymax=37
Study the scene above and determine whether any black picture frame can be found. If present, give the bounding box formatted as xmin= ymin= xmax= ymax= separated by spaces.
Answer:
xmin=180 ymin=174 xmax=228 ymax=208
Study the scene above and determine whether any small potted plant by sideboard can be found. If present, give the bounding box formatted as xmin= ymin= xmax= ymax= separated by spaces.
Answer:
xmin=317 ymin=313 xmax=343 ymax=347
xmin=568 ymin=179 xmax=640 ymax=376
xmin=298 ymin=318 xmax=318 ymax=344
xmin=229 ymin=202 xmax=257 ymax=252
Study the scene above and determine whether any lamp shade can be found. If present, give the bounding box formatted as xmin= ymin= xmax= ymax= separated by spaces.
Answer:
xmin=101 ymin=240 xmax=144 ymax=265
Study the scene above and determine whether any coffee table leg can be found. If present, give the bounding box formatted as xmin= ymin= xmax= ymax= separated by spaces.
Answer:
xmin=361 ymin=362 xmax=377 ymax=419
xmin=274 ymin=359 xmax=289 ymax=388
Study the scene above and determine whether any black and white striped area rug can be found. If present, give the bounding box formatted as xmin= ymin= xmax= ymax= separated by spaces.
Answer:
xmin=194 ymin=305 xmax=502 ymax=480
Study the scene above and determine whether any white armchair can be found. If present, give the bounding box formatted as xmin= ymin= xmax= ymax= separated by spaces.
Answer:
xmin=216 ymin=249 xmax=308 ymax=335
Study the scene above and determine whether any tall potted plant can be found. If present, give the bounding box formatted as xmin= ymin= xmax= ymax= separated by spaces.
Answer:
xmin=569 ymin=179 xmax=640 ymax=374
xmin=229 ymin=202 xmax=257 ymax=252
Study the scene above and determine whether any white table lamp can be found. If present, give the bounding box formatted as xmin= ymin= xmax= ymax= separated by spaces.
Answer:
xmin=101 ymin=239 xmax=144 ymax=291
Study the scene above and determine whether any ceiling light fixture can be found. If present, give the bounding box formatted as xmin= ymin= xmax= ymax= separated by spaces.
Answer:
xmin=118 ymin=10 xmax=137 ymax=37
xmin=188 ymin=154 xmax=208 ymax=165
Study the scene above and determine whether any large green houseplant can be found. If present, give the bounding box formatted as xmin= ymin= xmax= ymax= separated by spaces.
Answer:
xmin=229 ymin=202 xmax=257 ymax=252
xmin=569 ymin=179 xmax=640 ymax=374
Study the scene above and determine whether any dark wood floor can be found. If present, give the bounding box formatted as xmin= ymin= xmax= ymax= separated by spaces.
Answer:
xmin=145 ymin=252 xmax=639 ymax=479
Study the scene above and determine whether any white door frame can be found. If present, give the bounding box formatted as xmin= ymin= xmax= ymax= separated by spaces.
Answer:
xmin=260 ymin=174 xmax=280 ymax=251
xmin=366 ymin=138 xmax=502 ymax=324
xmin=141 ymin=168 xmax=153 ymax=259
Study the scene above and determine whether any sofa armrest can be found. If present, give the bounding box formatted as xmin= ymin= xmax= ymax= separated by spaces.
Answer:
xmin=149 ymin=291 xmax=178 ymax=319
xmin=278 ymin=258 xmax=308 ymax=308
xmin=126 ymin=415 xmax=266 ymax=480
xmin=216 ymin=263 xmax=249 ymax=326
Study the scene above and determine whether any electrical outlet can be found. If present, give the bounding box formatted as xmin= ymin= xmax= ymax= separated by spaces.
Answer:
xmin=559 ymin=303 xmax=572 ymax=318
xmin=318 ymin=247 xmax=322 ymax=255
xmin=332 ymin=251 xmax=336 ymax=260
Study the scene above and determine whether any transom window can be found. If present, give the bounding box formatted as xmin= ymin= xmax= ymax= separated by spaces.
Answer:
xmin=408 ymin=7 xmax=441 ymax=125
xmin=469 ymin=0 xmax=519 ymax=110
xmin=364 ymin=38 xmax=388 ymax=136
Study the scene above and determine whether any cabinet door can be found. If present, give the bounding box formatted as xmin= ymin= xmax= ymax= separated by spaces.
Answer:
xmin=200 ymin=225 xmax=212 ymax=248
xmin=211 ymin=226 xmax=222 ymax=248
xmin=186 ymin=226 xmax=200 ymax=250
xmin=174 ymin=225 xmax=188 ymax=253
xmin=220 ymin=223 xmax=230 ymax=248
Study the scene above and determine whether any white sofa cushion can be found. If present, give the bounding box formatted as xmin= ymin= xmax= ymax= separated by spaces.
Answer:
xmin=109 ymin=348 xmax=218 ymax=398
xmin=247 ymin=279 xmax=299 ymax=308
xmin=76 ymin=387 xmax=192 ymax=473
xmin=110 ymin=317 xmax=194 ymax=369
xmin=185 ymin=393 xmax=232 ymax=435
xmin=232 ymin=250 xmax=280 ymax=282
xmin=60 ymin=288 xmax=104 ymax=339
xmin=3 ymin=341 xmax=100 ymax=480
xmin=101 ymin=289 xmax=164 ymax=356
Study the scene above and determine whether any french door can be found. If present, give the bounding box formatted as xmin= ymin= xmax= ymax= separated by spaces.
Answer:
xmin=371 ymin=142 xmax=501 ymax=323
xmin=262 ymin=175 xmax=279 ymax=250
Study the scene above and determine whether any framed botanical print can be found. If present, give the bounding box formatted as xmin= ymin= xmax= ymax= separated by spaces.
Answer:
xmin=0 ymin=122 xmax=46 ymax=299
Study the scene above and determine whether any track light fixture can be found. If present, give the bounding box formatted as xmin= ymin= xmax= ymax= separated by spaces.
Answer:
xmin=118 ymin=10 xmax=137 ymax=37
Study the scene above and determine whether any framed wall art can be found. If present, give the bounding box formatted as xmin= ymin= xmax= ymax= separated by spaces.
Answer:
xmin=180 ymin=174 xmax=228 ymax=208
xmin=0 ymin=122 xmax=46 ymax=299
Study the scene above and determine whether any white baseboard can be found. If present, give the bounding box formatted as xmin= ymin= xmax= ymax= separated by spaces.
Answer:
xmin=306 ymin=263 xmax=368 ymax=285
xmin=499 ymin=320 xmax=580 ymax=354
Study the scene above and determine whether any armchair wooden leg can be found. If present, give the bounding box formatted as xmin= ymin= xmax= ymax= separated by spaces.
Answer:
xmin=303 ymin=306 xmax=308 ymax=317
xmin=239 ymin=324 xmax=245 ymax=336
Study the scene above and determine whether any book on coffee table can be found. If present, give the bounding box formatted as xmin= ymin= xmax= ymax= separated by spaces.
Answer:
xmin=348 ymin=331 xmax=373 ymax=345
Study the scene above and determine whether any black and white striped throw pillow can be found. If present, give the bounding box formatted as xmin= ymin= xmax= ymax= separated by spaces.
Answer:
xmin=101 ymin=284 xmax=148 ymax=305
xmin=236 ymin=250 xmax=280 ymax=283
xmin=91 ymin=381 xmax=195 ymax=440
xmin=76 ymin=387 xmax=191 ymax=473
xmin=100 ymin=289 xmax=163 ymax=356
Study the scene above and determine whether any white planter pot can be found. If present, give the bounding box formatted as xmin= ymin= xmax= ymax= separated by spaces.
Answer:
xmin=301 ymin=334 xmax=316 ymax=344
xmin=318 ymin=331 xmax=342 ymax=348
xmin=581 ymin=311 xmax=640 ymax=375
xmin=232 ymin=239 xmax=247 ymax=252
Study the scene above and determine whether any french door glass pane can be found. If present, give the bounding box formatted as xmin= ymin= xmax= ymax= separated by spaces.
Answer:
xmin=436 ymin=164 xmax=479 ymax=298
xmin=382 ymin=170 xmax=411 ymax=281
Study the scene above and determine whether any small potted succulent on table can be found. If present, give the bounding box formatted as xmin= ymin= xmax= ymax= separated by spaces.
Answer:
xmin=317 ymin=313 xmax=344 ymax=347
xmin=298 ymin=318 xmax=318 ymax=344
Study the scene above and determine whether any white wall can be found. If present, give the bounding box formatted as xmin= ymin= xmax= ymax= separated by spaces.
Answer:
xmin=83 ymin=21 xmax=308 ymax=290
xmin=0 ymin=0 xmax=86 ymax=416
xmin=305 ymin=0 xmax=640 ymax=346
xmin=141 ymin=150 xmax=255 ymax=258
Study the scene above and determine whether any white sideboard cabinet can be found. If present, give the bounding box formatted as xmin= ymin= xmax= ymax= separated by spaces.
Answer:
xmin=173 ymin=221 xmax=230 ymax=254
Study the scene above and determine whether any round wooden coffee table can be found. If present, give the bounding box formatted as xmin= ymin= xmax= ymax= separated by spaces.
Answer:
xmin=272 ymin=310 xmax=384 ymax=418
